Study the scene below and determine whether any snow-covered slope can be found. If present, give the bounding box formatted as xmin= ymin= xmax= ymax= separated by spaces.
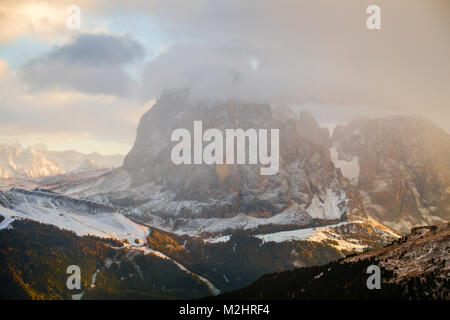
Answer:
xmin=215 ymin=219 xmax=399 ymax=252
xmin=0 ymin=188 xmax=148 ymax=244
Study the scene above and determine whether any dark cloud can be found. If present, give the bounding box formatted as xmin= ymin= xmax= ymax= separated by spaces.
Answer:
xmin=19 ymin=33 xmax=144 ymax=96
xmin=47 ymin=33 xmax=144 ymax=66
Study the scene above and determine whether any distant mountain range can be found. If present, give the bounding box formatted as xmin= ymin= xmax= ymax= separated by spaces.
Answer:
xmin=0 ymin=143 xmax=123 ymax=179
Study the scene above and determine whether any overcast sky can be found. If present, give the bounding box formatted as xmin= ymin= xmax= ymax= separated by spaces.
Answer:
xmin=0 ymin=0 xmax=449 ymax=155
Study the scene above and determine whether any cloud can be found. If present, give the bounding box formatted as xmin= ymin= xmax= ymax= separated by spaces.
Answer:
xmin=19 ymin=33 xmax=144 ymax=96
xmin=135 ymin=0 xmax=450 ymax=130
xmin=141 ymin=44 xmax=255 ymax=100
xmin=0 ymin=60 xmax=150 ymax=154
xmin=46 ymin=33 xmax=144 ymax=66
xmin=1 ymin=0 xmax=449 ymax=155
xmin=0 ymin=59 xmax=8 ymax=76
xmin=0 ymin=0 xmax=101 ymax=43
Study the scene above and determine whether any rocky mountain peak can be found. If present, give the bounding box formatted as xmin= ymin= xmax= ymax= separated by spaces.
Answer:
xmin=297 ymin=110 xmax=331 ymax=148
xmin=113 ymin=90 xmax=363 ymax=226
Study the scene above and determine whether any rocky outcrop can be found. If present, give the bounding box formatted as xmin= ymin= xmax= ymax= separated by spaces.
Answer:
xmin=347 ymin=223 xmax=450 ymax=289
xmin=296 ymin=110 xmax=331 ymax=148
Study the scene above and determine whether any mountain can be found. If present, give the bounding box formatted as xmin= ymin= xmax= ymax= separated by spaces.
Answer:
xmin=331 ymin=116 xmax=450 ymax=233
xmin=0 ymin=143 xmax=64 ymax=178
xmin=0 ymin=183 xmax=399 ymax=295
xmin=0 ymin=90 xmax=404 ymax=298
xmin=61 ymin=89 xmax=390 ymax=239
xmin=72 ymin=158 xmax=101 ymax=173
xmin=0 ymin=143 xmax=123 ymax=179
xmin=120 ymin=88 xmax=343 ymax=222
xmin=4 ymin=90 xmax=447 ymax=299
xmin=49 ymin=90 xmax=402 ymax=267
xmin=212 ymin=222 xmax=450 ymax=300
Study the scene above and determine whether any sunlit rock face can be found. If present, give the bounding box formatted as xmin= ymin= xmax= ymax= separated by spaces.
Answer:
xmin=0 ymin=142 xmax=123 ymax=179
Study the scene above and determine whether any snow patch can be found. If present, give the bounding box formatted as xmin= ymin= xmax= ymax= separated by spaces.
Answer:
xmin=329 ymin=146 xmax=360 ymax=182
xmin=0 ymin=207 xmax=16 ymax=230
xmin=254 ymin=220 xmax=373 ymax=252
xmin=203 ymin=235 xmax=231 ymax=244
xmin=308 ymin=230 xmax=367 ymax=252
xmin=306 ymin=188 xmax=346 ymax=220
xmin=254 ymin=221 xmax=352 ymax=244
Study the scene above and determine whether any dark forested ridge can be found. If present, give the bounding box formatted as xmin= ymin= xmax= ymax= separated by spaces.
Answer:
xmin=211 ymin=223 xmax=450 ymax=300
xmin=210 ymin=257 xmax=410 ymax=299
xmin=0 ymin=218 xmax=373 ymax=299
xmin=0 ymin=219 xmax=116 ymax=299
xmin=147 ymin=227 xmax=347 ymax=293
xmin=2 ymin=217 xmax=447 ymax=300
xmin=0 ymin=219 xmax=211 ymax=299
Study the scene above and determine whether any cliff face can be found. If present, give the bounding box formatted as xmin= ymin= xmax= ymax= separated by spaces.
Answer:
xmin=53 ymin=90 xmax=450 ymax=237
xmin=331 ymin=116 xmax=450 ymax=233
xmin=120 ymin=89 xmax=360 ymax=221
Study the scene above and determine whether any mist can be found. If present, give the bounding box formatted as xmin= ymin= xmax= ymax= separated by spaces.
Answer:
xmin=1 ymin=0 xmax=449 ymax=155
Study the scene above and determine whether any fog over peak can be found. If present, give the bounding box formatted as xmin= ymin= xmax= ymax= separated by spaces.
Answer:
xmin=0 ymin=0 xmax=448 ymax=155
xmin=135 ymin=0 xmax=449 ymax=131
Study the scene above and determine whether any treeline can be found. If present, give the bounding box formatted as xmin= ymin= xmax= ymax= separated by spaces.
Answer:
xmin=0 ymin=219 xmax=211 ymax=300
xmin=144 ymin=225 xmax=348 ymax=293
xmin=0 ymin=219 xmax=119 ymax=299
